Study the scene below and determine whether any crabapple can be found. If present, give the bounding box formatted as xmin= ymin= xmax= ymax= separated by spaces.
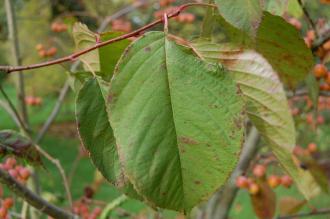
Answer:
xmin=252 ymin=164 xmax=266 ymax=178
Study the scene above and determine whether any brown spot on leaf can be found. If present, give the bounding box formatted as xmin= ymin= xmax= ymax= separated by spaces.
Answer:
xmin=108 ymin=92 xmax=115 ymax=103
xmin=194 ymin=180 xmax=202 ymax=185
xmin=179 ymin=136 xmax=198 ymax=145
xmin=144 ymin=47 xmax=151 ymax=52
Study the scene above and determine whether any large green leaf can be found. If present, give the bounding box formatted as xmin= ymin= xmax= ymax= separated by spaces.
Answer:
xmin=108 ymin=32 xmax=245 ymax=212
xmin=75 ymin=78 xmax=141 ymax=200
xmin=256 ymin=12 xmax=313 ymax=88
xmin=193 ymin=42 xmax=322 ymax=199
xmin=214 ymin=0 xmax=262 ymax=36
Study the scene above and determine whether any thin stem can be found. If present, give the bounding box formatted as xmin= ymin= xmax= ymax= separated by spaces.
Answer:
xmin=297 ymin=0 xmax=319 ymax=37
xmin=0 ymin=168 xmax=77 ymax=219
xmin=34 ymin=144 xmax=73 ymax=209
xmin=0 ymin=86 xmax=28 ymax=133
xmin=5 ymin=0 xmax=29 ymax=126
xmin=0 ymin=3 xmax=216 ymax=74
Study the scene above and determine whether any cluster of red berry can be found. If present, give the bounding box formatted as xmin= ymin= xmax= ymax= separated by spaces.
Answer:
xmin=294 ymin=142 xmax=318 ymax=157
xmin=72 ymin=201 xmax=102 ymax=219
xmin=0 ymin=158 xmax=30 ymax=218
xmin=236 ymin=165 xmax=293 ymax=195
xmin=25 ymin=96 xmax=42 ymax=106
xmin=35 ymin=44 xmax=57 ymax=58
xmin=0 ymin=158 xmax=31 ymax=184
xmin=51 ymin=22 xmax=68 ymax=33
xmin=111 ymin=19 xmax=132 ymax=33
xmin=0 ymin=190 xmax=14 ymax=219
xmin=154 ymin=6 xmax=195 ymax=23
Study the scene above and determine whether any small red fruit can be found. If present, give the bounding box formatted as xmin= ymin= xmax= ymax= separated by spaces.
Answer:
xmin=35 ymin=44 xmax=44 ymax=51
xmin=18 ymin=167 xmax=31 ymax=180
xmin=252 ymin=164 xmax=266 ymax=178
xmin=46 ymin=47 xmax=57 ymax=57
xmin=235 ymin=176 xmax=249 ymax=189
xmin=0 ymin=207 xmax=7 ymax=218
xmin=307 ymin=143 xmax=317 ymax=153
xmin=5 ymin=158 xmax=16 ymax=169
xmin=248 ymin=182 xmax=260 ymax=195
xmin=288 ymin=18 xmax=302 ymax=30
xmin=323 ymin=40 xmax=330 ymax=50
xmin=38 ymin=50 xmax=47 ymax=58
xmin=306 ymin=30 xmax=315 ymax=41
xmin=267 ymin=175 xmax=281 ymax=188
xmin=281 ymin=175 xmax=293 ymax=188
xmin=3 ymin=197 xmax=14 ymax=209
xmin=313 ymin=64 xmax=327 ymax=78
xmin=317 ymin=115 xmax=324 ymax=125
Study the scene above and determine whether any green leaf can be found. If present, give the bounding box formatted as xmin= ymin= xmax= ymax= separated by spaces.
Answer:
xmin=192 ymin=42 xmax=322 ymax=199
xmin=72 ymin=22 xmax=100 ymax=72
xmin=214 ymin=0 xmax=263 ymax=36
xmin=0 ymin=130 xmax=41 ymax=165
xmin=108 ymin=32 xmax=245 ymax=212
xmin=256 ymin=12 xmax=313 ymax=88
xmin=75 ymin=77 xmax=141 ymax=200
xmin=99 ymin=32 xmax=130 ymax=81
xmin=66 ymin=71 xmax=93 ymax=92
xmin=263 ymin=0 xmax=290 ymax=16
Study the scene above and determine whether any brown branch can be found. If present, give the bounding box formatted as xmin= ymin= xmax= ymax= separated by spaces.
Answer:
xmin=34 ymin=144 xmax=73 ymax=209
xmin=0 ymin=168 xmax=77 ymax=219
xmin=5 ymin=0 xmax=29 ymax=127
xmin=0 ymin=3 xmax=216 ymax=74
xmin=297 ymin=0 xmax=318 ymax=37
xmin=278 ymin=208 xmax=330 ymax=219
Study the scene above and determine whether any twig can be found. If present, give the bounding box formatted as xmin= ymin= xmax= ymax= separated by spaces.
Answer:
xmin=34 ymin=0 xmax=152 ymax=144
xmin=203 ymin=127 xmax=260 ymax=219
xmin=278 ymin=208 xmax=330 ymax=219
xmin=68 ymin=154 xmax=82 ymax=187
xmin=0 ymin=168 xmax=77 ymax=219
xmin=0 ymin=86 xmax=29 ymax=133
xmin=35 ymin=81 xmax=71 ymax=143
xmin=34 ymin=144 xmax=73 ymax=209
xmin=0 ymin=99 xmax=21 ymax=128
xmin=100 ymin=195 xmax=128 ymax=219
xmin=297 ymin=0 xmax=318 ymax=37
xmin=5 ymin=0 xmax=29 ymax=127
xmin=0 ymin=3 xmax=216 ymax=74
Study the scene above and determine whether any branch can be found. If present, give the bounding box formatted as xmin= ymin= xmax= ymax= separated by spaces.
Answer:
xmin=0 ymin=168 xmax=77 ymax=219
xmin=297 ymin=0 xmax=318 ymax=37
xmin=0 ymin=3 xmax=216 ymax=74
xmin=34 ymin=144 xmax=73 ymax=209
xmin=5 ymin=0 xmax=29 ymax=126
xmin=278 ymin=208 xmax=330 ymax=219
xmin=0 ymin=86 xmax=29 ymax=133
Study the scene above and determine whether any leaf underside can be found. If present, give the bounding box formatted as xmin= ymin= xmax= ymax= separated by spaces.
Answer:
xmin=193 ymin=42 xmax=322 ymax=199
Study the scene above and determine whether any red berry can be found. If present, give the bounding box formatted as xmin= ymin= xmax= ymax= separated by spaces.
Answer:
xmin=313 ymin=64 xmax=328 ymax=78
xmin=235 ymin=176 xmax=249 ymax=189
xmin=281 ymin=175 xmax=293 ymax=188
xmin=0 ymin=207 xmax=7 ymax=218
xmin=252 ymin=164 xmax=266 ymax=178
xmin=267 ymin=175 xmax=281 ymax=188
xmin=307 ymin=143 xmax=317 ymax=153
xmin=8 ymin=169 xmax=18 ymax=178
xmin=288 ymin=18 xmax=302 ymax=30
xmin=19 ymin=168 xmax=31 ymax=180
xmin=3 ymin=197 xmax=14 ymax=209
xmin=248 ymin=182 xmax=260 ymax=195
xmin=5 ymin=157 xmax=16 ymax=168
